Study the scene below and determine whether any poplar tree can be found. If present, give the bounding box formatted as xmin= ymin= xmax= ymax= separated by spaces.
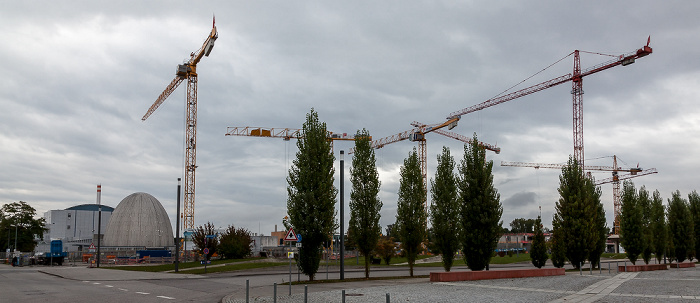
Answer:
xmin=638 ymin=186 xmax=653 ymax=264
xmin=668 ymin=190 xmax=694 ymax=263
xmin=348 ymin=129 xmax=382 ymax=278
xmin=552 ymin=157 xmax=601 ymax=269
xmin=395 ymin=148 xmax=427 ymax=277
xmin=530 ymin=215 xmax=548 ymax=268
xmin=588 ymin=181 xmax=607 ymax=269
xmin=287 ymin=109 xmax=337 ymax=281
xmin=430 ymin=146 xmax=460 ymax=272
xmin=688 ymin=190 xmax=700 ymax=261
xmin=458 ymin=134 xmax=502 ymax=271
xmin=650 ymin=190 xmax=667 ymax=263
xmin=549 ymin=228 xmax=566 ymax=268
xmin=620 ymin=181 xmax=644 ymax=264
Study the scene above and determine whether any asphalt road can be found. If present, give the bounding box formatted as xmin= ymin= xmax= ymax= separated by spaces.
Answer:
xmin=0 ymin=258 xmax=639 ymax=302
xmin=0 ymin=263 xmax=444 ymax=302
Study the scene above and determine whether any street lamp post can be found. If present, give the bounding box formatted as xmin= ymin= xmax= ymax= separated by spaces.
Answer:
xmin=96 ymin=184 xmax=102 ymax=268
xmin=5 ymin=227 xmax=10 ymax=252
xmin=175 ymin=178 xmax=181 ymax=272
xmin=339 ymin=150 xmax=345 ymax=280
xmin=14 ymin=224 xmax=18 ymax=253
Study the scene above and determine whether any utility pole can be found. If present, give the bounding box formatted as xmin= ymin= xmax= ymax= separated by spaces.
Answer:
xmin=96 ymin=184 xmax=102 ymax=268
xmin=340 ymin=150 xmax=345 ymax=280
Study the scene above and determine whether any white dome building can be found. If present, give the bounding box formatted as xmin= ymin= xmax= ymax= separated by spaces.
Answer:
xmin=104 ymin=192 xmax=174 ymax=248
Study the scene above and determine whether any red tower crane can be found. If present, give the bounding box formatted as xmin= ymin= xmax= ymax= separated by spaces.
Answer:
xmin=501 ymin=155 xmax=658 ymax=234
xmin=447 ymin=38 xmax=653 ymax=168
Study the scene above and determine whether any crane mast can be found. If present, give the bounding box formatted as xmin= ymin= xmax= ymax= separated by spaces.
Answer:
xmin=143 ymin=19 xmax=218 ymax=231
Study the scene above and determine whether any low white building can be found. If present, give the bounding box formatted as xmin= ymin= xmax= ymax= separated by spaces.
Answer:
xmin=38 ymin=204 xmax=114 ymax=252
xmin=251 ymin=235 xmax=280 ymax=257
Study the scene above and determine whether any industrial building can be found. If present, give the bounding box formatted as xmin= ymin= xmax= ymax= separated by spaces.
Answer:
xmin=37 ymin=204 xmax=114 ymax=253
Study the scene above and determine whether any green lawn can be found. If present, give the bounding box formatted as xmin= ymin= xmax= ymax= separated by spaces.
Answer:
xmin=601 ymin=253 xmax=628 ymax=259
xmin=414 ymin=252 xmax=532 ymax=267
xmin=181 ymin=262 xmax=284 ymax=274
xmin=105 ymin=251 xmax=537 ymax=275
xmin=104 ymin=257 xmax=264 ymax=272
xmin=324 ymin=254 xmax=433 ymax=267
xmin=489 ymin=253 xmax=532 ymax=264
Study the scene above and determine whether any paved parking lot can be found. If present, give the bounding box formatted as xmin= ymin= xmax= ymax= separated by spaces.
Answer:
xmin=226 ymin=266 xmax=700 ymax=303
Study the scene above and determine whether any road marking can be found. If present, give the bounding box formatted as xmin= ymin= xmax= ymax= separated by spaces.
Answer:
xmin=92 ymin=282 xmax=101 ymax=285
xmin=135 ymin=292 xmax=150 ymax=295
xmin=118 ymin=288 xmax=128 ymax=291
xmin=156 ymin=296 xmax=176 ymax=300
xmin=82 ymin=281 xmax=90 ymax=283
xmin=105 ymin=285 xmax=113 ymax=288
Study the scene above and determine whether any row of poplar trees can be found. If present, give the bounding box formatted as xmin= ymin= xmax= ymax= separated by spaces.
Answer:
xmin=286 ymin=110 xmax=503 ymax=280
xmin=428 ymin=138 xmax=503 ymax=273
xmin=619 ymin=181 xmax=700 ymax=264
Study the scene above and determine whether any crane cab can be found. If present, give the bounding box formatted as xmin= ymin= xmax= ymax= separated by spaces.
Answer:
xmin=409 ymin=132 xmax=424 ymax=142
xmin=176 ymin=64 xmax=191 ymax=78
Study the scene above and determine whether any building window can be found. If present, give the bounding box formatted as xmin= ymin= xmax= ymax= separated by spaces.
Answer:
xmin=67 ymin=225 xmax=71 ymax=230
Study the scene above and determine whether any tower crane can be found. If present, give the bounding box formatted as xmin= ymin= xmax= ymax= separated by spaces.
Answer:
xmin=501 ymin=155 xmax=658 ymax=234
xmin=350 ymin=119 xmax=500 ymax=208
xmin=225 ymin=126 xmax=370 ymax=144
xmin=142 ymin=18 xmax=218 ymax=230
xmin=447 ymin=38 xmax=653 ymax=168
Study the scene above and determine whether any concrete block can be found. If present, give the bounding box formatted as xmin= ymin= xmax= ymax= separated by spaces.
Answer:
xmin=430 ymin=268 xmax=565 ymax=282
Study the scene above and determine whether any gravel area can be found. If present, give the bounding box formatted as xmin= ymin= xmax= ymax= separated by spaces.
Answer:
xmin=612 ymin=268 xmax=700 ymax=297
xmin=596 ymin=295 xmax=698 ymax=303
xmin=228 ymin=275 xmax=605 ymax=303
xmin=230 ymin=283 xmax=566 ymax=303
xmin=454 ymin=274 xmax=607 ymax=292
xmin=227 ymin=267 xmax=700 ymax=303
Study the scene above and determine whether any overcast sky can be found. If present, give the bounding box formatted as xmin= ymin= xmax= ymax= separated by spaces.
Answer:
xmin=1 ymin=1 xmax=698 ymax=236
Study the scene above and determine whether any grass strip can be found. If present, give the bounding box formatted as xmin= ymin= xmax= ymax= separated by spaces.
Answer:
xmin=104 ymin=257 xmax=264 ymax=272
xmin=180 ymin=262 xmax=284 ymax=274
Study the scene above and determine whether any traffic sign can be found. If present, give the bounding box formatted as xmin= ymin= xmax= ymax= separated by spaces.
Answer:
xmin=89 ymin=243 xmax=96 ymax=252
xmin=203 ymin=248 xmax=210 ymax=255
xmin=296 ymin=243 xmax=302 ymax=248
xmin=205 ymin=234 xmax=216 ymax=239
xmin=284 ymin=228 xmax=298 ymax=241
xmin=297 ymin=234 xmax=302 ymax=243
xmin=287 ymin=252 xmax=294 ymax=259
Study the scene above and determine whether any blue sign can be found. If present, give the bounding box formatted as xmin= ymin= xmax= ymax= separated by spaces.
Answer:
xmin=205 ymin=235 xmax=216 ymax=239
xmin=203 ymin=248 xmax=210 ymax=255
xmin=297 ymin=234 xmax=302 ymax=242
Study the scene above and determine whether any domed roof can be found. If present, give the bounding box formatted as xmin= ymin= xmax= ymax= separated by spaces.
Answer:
xmin=104 ymin=192 xmax=174 ymax=248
